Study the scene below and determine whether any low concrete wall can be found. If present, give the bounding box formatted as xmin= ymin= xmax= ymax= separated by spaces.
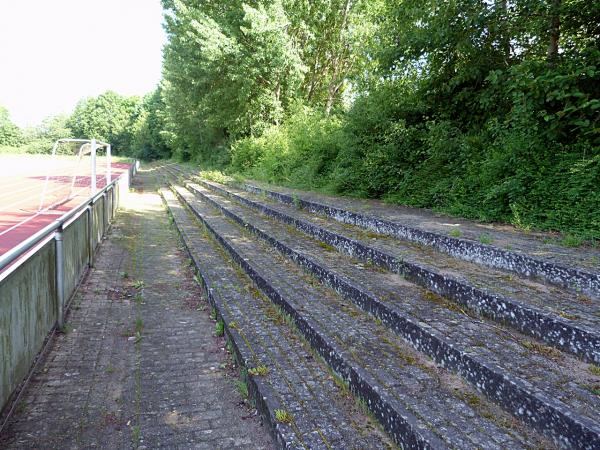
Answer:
xmin=0 ymin=243 xmax=56 ymax=413
xmin=0 ymin=162 xmax=136 ymax=414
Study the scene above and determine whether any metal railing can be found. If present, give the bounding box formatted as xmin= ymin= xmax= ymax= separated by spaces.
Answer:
xmin=0 ymin=167 xmax=125 ymax=327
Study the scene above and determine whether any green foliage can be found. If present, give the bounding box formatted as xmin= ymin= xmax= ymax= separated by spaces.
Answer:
xmin=68 ymin=91 xmax=142 ymax=154
xmin=2 ymin=89 xmax=171 ymax=157
xmin=161 ymin=0 xmax=306 ymax=160
xmin=221 ymin=0 xmax=599 ymax=239
xmin=231 ymin=105 xmax=352 ymax=190
xmin=21 ymin=114 xmax=74 ymax=153
xmin=130 ymin=88 xmax=172 ymax=160
xmin=0 ymin=106 xmax=23 ymax=146
xmin=160 ymin=0 xmax=375 ymax=161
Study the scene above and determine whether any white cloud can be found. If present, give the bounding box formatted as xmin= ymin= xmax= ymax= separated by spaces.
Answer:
xmin=0 ymin=0 xmax=167 ymax=127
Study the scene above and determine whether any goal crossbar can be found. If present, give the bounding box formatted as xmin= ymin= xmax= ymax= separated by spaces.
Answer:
xmin=38 ymin=138 xmax=113 ymax=212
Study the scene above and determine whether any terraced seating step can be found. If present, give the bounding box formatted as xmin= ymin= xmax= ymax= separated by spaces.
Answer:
xmin=174 ymin=178 xmax=600 ymax=449
xmin=161 ymin=187 xmax=394 ymax=449
xmin=173 ymin=164 xmax=600 ymax=298
xmin=161 ymin=165 xmax=600 ymax=448
xmin=238 ymin=180 xmax=600 ymax=298
xmin=190 ymin=176 xmax=600 ymax=366
xmin=159 ymin=174 xmax=564 ymax=449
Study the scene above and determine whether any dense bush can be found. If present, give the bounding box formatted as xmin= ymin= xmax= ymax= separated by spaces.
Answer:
xmin=220 ymin=1 xmax=600 ymax=240
xmin=231 ymin=106 xmax=351 ymax=189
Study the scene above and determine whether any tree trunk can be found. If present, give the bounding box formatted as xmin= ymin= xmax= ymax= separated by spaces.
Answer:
xmin=497 ymin=0 xmax=510 ymax=62
xmin=547 ymin=0 xmax=561 ymax=64
xmin=324 ymin=0 xmax=352 ymax=114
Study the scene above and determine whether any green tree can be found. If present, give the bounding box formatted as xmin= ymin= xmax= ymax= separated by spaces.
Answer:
xmin=0 ymin=106 xmax=23 ymax=146
xmin=130 ymin=87 xmax=172 ymax=160
xmin=68 ymin=91 xmax=142 ymax=154
xmin=162 ymin=0 xmax=305 ymax=161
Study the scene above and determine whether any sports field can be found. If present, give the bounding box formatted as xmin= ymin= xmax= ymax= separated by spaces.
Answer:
xmin=0 ymin=154 xmax=131 ymax=257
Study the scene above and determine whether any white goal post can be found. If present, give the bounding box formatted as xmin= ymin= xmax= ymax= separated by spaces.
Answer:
xmin=38 ymin=138 xmax=112 ymax=211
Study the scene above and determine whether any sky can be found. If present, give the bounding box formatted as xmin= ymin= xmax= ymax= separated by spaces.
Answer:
xmin=0 ymin=0 xmax=167 ymax=127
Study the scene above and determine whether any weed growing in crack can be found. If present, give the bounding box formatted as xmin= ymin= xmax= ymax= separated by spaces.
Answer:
xmin=478 ymin=234 xmax=493 ymax=245
xmin=317 ymin=241 xmax=336 ymax=252
xmin=248 ymin=366 xmax=269 ymax=376
xmin=59 ymin=323 xmax=74 ymax=334
xmin=292 ymin=194 xmax=301 ymax=209
xmin=215 ymin=319 xmax=225 ymax=337
xmin=234 ymin=379 xmax=249 ymax=398
xmin=585 ymin=385 xmax=600 ymax=396
xmin=589 ymin=365 xmax=600 ymax=376
xmin=133 ymin=280 xmax=145 ymax=290
xmin=131 ymin=425 xmax=141 ymax=445
xmin=274 ymin=409 xmax=293 ymax=424
xmin=449 ymin=228 xmax=462 ymax=238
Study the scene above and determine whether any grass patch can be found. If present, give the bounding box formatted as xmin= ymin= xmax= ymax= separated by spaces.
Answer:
xmin=215 ymin=319 xmax=225 ymax=337
xmin=449 ymin=228 xmax=462 ymax=238
xmin=478 ymin=234 xmax=493 ymax=245
xmin=234 ymin=379 xmax=249 ymax=398
xmin=589 ymin=365 xmax=600 ymax=376
xmin=561 ymin=234 xmax=585 ymax=248
xmin=274 ymin=409 xmax=293 ymax=424
xmin=248 ymin=365 xmax=269 ymax=376
xmin=199 ymin=170 xmax=231 ymax=184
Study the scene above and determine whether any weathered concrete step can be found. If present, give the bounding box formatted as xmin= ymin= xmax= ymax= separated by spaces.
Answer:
xmin=236 ymin=180 xmax=600 ymax=298
xmin=168 ymin=181 xmax=555 ymax=450
xmin=161 ymin=188 xmax=395 ymax=449
xmin=182 ymin=180 xmax=600 ymax=450
xmin=190 ymin=176 xmax=600 ymax=366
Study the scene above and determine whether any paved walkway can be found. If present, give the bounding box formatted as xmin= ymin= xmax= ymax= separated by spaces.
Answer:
xmin=0 ymin=169 xmax=273 ymax=449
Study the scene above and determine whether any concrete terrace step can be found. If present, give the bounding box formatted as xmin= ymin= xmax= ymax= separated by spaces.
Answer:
xmin=163 ymin=178 xmax=555 ymax=449
xmin=239 ymin=181 xmax=600 ymax=298
xmin=179 ymin=179 xmax=600 ymax=449
xmin=175 ymin=166 xmax=599 ymax=297
xmin=189 ymin=176 xmax=600 ymax=366
xmin=160 ymin=188 xmax=395 ymax=449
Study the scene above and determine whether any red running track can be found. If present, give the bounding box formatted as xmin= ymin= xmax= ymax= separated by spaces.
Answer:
xmin=0 ymin=158 xmax=131 ymax=257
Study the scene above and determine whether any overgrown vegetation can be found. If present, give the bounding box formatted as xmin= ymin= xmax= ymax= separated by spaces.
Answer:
xmin=159 ymin=0 xmax=599 ymax=240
